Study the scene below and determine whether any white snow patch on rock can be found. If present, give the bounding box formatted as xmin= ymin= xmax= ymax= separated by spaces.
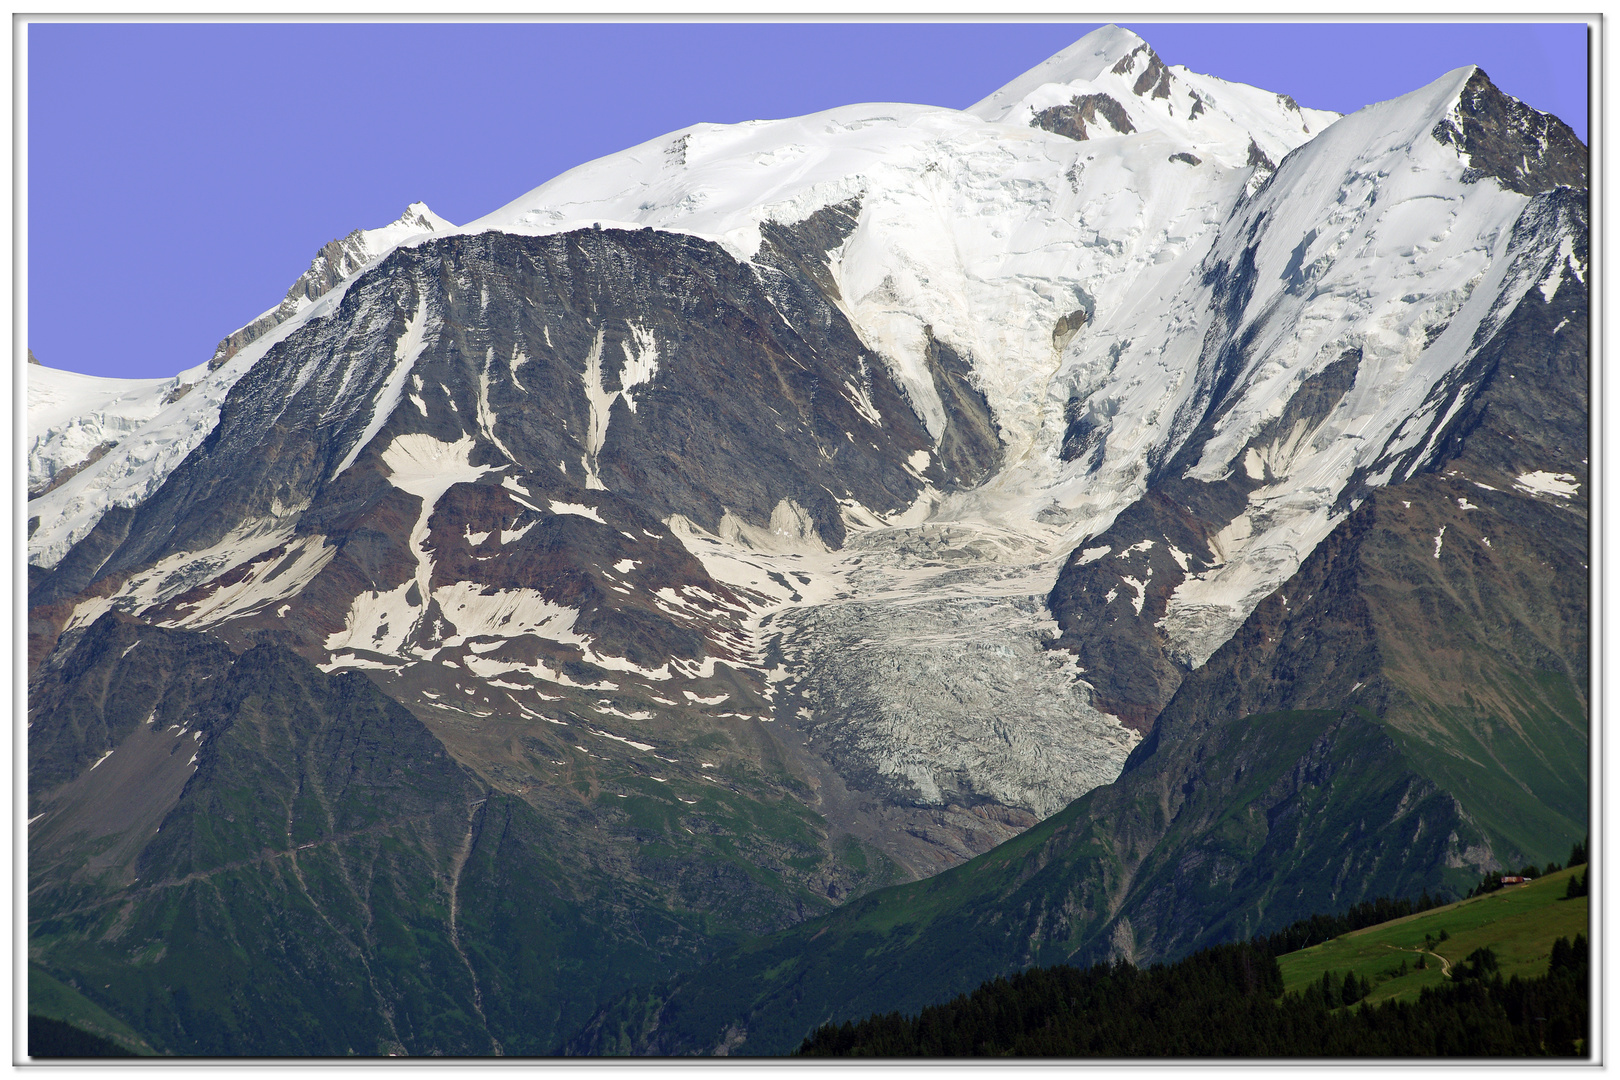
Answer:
xmin=549 ymin=500 xmax=605 ymax=523
xmin=1513 ymin=471 xmax=1579 ymax=499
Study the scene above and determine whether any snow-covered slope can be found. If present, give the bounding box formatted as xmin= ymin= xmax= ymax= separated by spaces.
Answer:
xmin=462 ymin=27 xmax=1327 ymax=537
xmin=1145 ymin=66 xmax=1551 ymax=662
xmin=28 ymin=366 xmax=177 ymax=494
xmin=29 ymin=351 xmax=259 ymax=569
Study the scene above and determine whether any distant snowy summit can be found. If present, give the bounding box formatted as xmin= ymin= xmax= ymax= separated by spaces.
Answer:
xmin=28 ymin=200 xmax=455 ymax=568
xmin=967 ymin=24 xmax=1336 ymax=169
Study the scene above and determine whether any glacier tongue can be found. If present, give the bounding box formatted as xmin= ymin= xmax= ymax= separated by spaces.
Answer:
xmin=663 ymin=501 xmax=1140 ymax=820
xmin=771 ymin=567 xmax=1137 ymax=819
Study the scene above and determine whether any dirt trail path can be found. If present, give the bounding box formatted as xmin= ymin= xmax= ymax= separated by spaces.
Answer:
xmin=1385 ymin=942 xmax=1452 ymax=977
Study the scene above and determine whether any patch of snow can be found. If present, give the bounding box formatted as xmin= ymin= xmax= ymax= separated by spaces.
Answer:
xmin=476 ymin=346 xmax=518 ymax=462
xmin=619 ymin=322 xmax=661 ymax=412
xmin=549 ymin=500 xmax=605 ymax=523
xmin=1120 ymin=575 xmax=1147 ymax=615
xmin=1513 ymin=471 xmax=1579 ymax=499
xmin=585 ymin=726 xmax=657 ymax=752
xmin=323 ymin=434 xmax=495 ymax=656
xmin=585 ymin=651 xmax=673 ymax=681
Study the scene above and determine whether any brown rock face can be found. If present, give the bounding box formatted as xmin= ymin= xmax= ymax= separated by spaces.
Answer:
xmin=1030 ymin=93 xmax=1137 ymax=142
xmin=1433 ymin=68 xmax=1587 ymax=196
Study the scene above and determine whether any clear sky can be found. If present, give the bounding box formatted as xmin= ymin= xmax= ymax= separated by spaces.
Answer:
xmin=27 ymin=20 xmax=1589 ymax=380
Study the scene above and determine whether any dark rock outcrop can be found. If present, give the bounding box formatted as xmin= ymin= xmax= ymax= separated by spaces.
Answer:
xmin=1433 ymin=68 xmax=1587 ymax=196
xmin=1031 ymin=94 xmax=1137 ymax=141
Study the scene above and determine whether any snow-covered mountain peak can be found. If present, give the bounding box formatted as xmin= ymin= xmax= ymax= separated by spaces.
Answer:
xmin=298 ymin=199 xmax=458 ymax=297
xmin=969 ymin=25 xmax=1338 ymax=171
xmin=356 ymin=200 xmax=457 ymax=256
xmin=967 ymin=24 xmax=1149 ymax=118
xmin=457 ymin=32 xmax=1351 ymax=492
xmin=203 ymin=201 xmax=459 ymax=375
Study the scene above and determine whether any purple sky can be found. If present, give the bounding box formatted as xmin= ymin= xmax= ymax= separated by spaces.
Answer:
xmin=28 ymin=21 xmax=1589 ymax=380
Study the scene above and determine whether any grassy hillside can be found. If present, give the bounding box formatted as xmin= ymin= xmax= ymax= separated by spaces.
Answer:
xmin=1279 ymin=865 xmax=1589 ymax=1006
xmin=27 ymin=966 xmax=157 ymax=1056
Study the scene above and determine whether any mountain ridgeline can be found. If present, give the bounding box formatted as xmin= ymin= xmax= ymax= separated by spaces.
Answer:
xmin=27 ymin=26 xmax=1586 ymax=1057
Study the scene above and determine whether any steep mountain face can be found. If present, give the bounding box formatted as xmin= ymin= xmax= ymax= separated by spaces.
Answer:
xmin=27 ymin=202 xmax=456 ymax=574
xmin=1045 ymin=61 xmax=1584 ymax=729
xmin=28 ymin=614 xmax=760 ymax=1055
xmin=29 ymin=25 xmax=1586 ymax=1058
xmin=562 ymin=180 xmax=1588 ymax=1056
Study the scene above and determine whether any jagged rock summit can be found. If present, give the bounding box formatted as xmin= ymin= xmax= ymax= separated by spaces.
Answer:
xmin=207 ymin=200 xmax=455 ymax=370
